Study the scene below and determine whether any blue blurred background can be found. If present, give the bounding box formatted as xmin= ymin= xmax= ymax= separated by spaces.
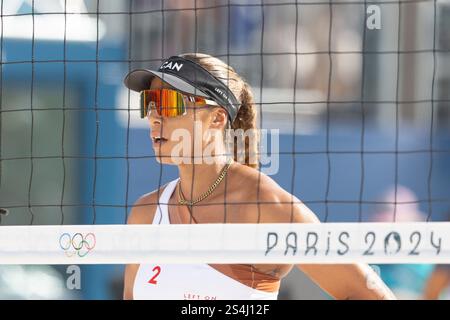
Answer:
xmin=0 ymin=0 xmax=449 ymax=299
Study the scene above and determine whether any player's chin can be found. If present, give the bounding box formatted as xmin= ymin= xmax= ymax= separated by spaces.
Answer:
xmin=153 ymin=152 xmax=171 ymax=164
xmin=152 ymin=146 xmax=177 ymax=165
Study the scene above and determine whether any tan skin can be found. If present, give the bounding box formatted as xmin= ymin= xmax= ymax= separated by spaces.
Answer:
xmin=423 ymin=266 xmax=450 ymax=300
xmin=123 ymin=78 xmax=396 ymax=300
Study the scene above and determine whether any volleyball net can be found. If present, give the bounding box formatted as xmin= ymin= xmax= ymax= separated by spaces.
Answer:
xmin=0 ymin=0 xmax=450 ymax=269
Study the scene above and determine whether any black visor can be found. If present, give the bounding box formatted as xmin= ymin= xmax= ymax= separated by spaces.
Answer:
xmin=123 ymin=56 xmax=241 ymax=122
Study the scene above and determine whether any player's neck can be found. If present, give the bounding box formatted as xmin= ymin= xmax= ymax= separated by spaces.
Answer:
xmin=177 ymin=158 xmax=232 ymax=202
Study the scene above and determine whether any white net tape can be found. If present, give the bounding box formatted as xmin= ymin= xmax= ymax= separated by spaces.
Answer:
xmin=0 ymin=222 xmax=449 ymax=265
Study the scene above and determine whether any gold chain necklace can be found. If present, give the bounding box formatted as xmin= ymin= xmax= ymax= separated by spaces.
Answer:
xmin=178 ymin=158 xmax=233 ymax=206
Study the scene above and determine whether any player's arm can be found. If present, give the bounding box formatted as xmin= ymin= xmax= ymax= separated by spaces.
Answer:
xmin=423 ymin=265 xmax=450 ymax=300
xmin=258 ymin=177 xmax=396 ymax=300
xmin=293 ymin=202 xmax=395 ymax=300
xmin=123 ymin=192 xmax=159 ymax=300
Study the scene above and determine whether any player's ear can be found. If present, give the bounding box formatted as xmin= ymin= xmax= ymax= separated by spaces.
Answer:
xmin=209 ymin=107 xmax=228 ymax=130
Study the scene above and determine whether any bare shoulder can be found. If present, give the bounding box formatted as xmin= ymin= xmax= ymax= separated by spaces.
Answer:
xmin=232 ymin=163 xmax=319 ymax=224
xmin=127 ymin=182 xmax=171 ymax=225
xmin=231 ymin=162 xmax=291 ymax=202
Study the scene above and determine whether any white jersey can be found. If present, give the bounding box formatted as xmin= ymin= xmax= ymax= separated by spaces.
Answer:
xmin=133 ymin=178 xmax=279 ymax=300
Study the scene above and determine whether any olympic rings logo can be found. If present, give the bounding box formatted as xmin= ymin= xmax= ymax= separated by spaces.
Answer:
xmin=59 ymin=233 xmax=96 ymax=258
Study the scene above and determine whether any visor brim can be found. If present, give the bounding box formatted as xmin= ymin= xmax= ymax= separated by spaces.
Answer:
xmin=123 ymin=69 xmax=209 ymax=98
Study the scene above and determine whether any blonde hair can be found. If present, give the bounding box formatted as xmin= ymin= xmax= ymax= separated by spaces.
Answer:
xmin=179 ymin=53 xmax=259 ymax=169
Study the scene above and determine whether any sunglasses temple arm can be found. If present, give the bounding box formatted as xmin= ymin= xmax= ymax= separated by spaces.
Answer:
xmin=140 ymin=92 xmax=147 ymax=119
xmin=205 ymin=99 xmax=220 ymax=106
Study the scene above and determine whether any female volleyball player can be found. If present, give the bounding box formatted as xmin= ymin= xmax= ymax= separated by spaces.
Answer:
xmin=122 ymin=53 xmax=396 ymax=300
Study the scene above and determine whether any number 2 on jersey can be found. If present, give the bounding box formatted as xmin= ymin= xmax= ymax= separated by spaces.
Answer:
xmin=148 ymin=266 xmax=161 ymax=285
